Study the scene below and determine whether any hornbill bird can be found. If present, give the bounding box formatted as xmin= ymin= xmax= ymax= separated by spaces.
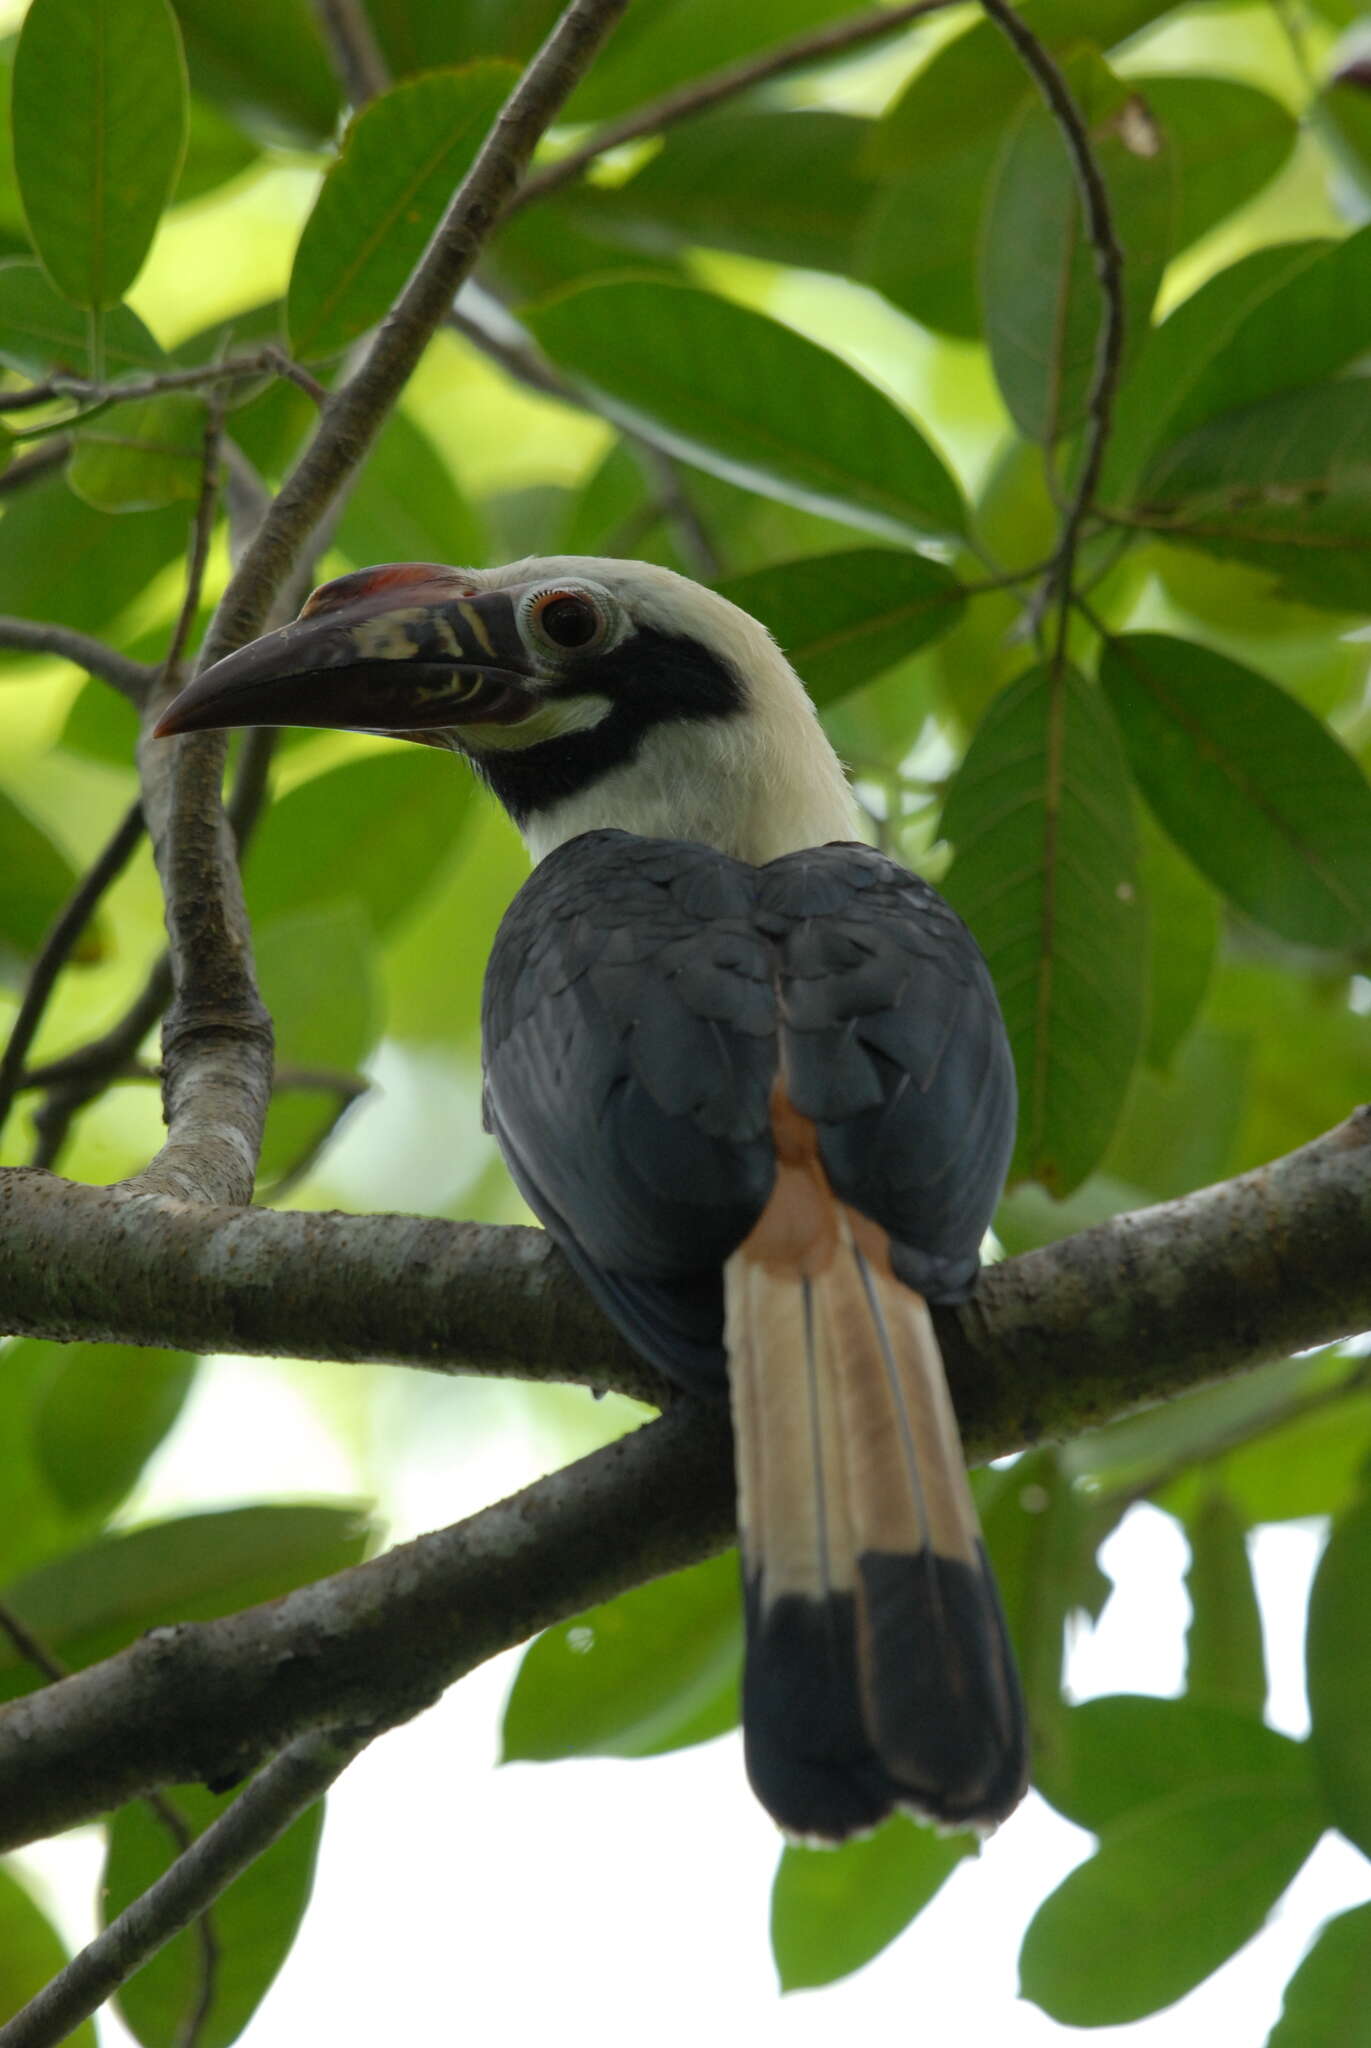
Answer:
xmin=157 ymin=556 xmax=1027 ymax=1842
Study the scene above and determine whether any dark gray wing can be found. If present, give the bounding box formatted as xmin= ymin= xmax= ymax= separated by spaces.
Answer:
xmin=760 ymin=844 xmax=1016 ymax=1301
xmin=481 ymin=829 xmax=778 ymax=1392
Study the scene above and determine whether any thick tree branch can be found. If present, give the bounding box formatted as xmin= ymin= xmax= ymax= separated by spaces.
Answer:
xmin=0 ymin=1112 xmax=1366 ymax=1845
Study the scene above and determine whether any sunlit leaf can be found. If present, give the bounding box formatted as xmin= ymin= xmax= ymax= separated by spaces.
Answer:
xmin=940 ymin=663 xmax=1146 ymax=1194
xmin=245 ymin=750 xmax=473 ymax=936
xmin=772 ymin=1819 xmax=972 ymax=1991
xmin=108 ymin=1785 xmax=324 ymax=2048
xmin=1022 ymin=1725 xmax=1323 ymax=2022
xmin=980 ymin=47 xmax=1176 ymax=443
xmin=0 ymin=1505 xmax=372 ymax=1704
xmin=68 ymin=393 xmax=207 ymax=512
xmin=1269 ymin=1900 xmax=1371 ymax=2047
xmin=1308 ymin=1492 xmax=1371 ymax=1857
xmin=715 ymin=550 xmax=965 ymax=708
xmin=0 ymin=1867 xmax=96 ymax=2047
xmin=527 ymin=278 xmax=965 ymax=544
xmin=32 ymin=1343 xmax=197 ymax=1521
xmin=0 ymin=258 xmax=164 ymax=377
xmin=1100 ymin=634 xmax=1371 ymax=950
xmin=287 ymin=64 xmax=516 ymax=360
xmin=503 ymin=1550 xmax=741 ymax=1762
xmin=1184 ymin=1487 xmax=1266 ymax=1719
xmin=12 ymin=0 xmax=188 ymax=309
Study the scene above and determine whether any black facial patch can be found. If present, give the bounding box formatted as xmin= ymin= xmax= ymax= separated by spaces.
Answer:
xmin=463 ymin=625 xmax=744 ymax=825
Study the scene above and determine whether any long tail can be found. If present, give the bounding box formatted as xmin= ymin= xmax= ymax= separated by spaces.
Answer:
xmin=725 ymin=1148 xmax=1027 ymax=1842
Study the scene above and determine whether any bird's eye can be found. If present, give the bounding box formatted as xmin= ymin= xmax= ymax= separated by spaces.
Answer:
xmin=525 ymin=588 xmax=608 ymax=655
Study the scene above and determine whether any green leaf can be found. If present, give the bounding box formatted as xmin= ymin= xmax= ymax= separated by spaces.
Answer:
xmin=245 ymin=750 xmax=473 ymax=935
xmin=980 ymin=48 xmax=1176 ymax=443
xmin=1139 ymin=74 xmax=1296 ymax=255
xmin=1138 ymin=379 xmax=1371 ymax=613
xmin=287 ymin=64 xmax=516 ymax=361
xmin=0 ymin=1505 xmax=371 ymax=1705
xmin=0 ymin=1867 xmax=96 ymax=2047
xmin=1137 ymin=812 xmax=1218 ymax=1073
xmin=1269 ymin=1901 xmax=1371 ymax=2048
xmin=1308 ymin=1493 xmax=1371 ymax=1857
xmin=562 ymin=0 xmax=852 ymax=125
xmin=587 ymin=112 xmax=876 ymax=277
xmin=1099 ymin=634 xmax=1371 ymax=950
xmin=940 ymin=663 xmax=1146 ymax=1195
xmin=171 ymin=0 xmax=339 ymax=148
xmin=0 ymin=258 xmax=164 ymax=377
xmin=503 ymin=1550 xmax=741 ymax=1762
xmin=1184 ymin=1487 xmax=1266 ymax=1719
xmin=254 ymin=903 xmax=380 ymax=1186
xmin=527 ymin=278 xmax=965 ymax=544
xmin=174 ymin=93 xmax=262 ymax=206
xmin=335 ymin=407 xmax=485 ymax=577
xmin=68 ymin=393 xmax=207 ymax=512
xmin=0 ymin=788 xmax=85 ymax=985
xmin=1103 ymin=227 xmax=1371 ymax=503
xmin=715 ymin=550 xmax=965 ymax=709
xmin=12 ymin=0 xmax=188 ymax=309
xmin=1022 ymin=1738 xmax=1323 ymax=2022
xmin=1038 ymin=1694 xmax=1321 ymax=1835
xmin=1167 ymin=1388 xmax=1371 ymax=1529
xmin=108 ymin=1785 xmax=323 ymax=2048
xmin=772 ymin=1819 xmax=972 ymax=1991
xmin=0 ymin=468 xmax=188 ymax=635
xmin=32 ymin=1343 xmax=197 ymax=1520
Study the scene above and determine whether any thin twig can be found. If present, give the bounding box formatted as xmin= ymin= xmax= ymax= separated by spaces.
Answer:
xmin=0 ymin=349 xmax=320 ymax=417
xmin=0 ymin=1602 xmax=221 ymax=2048
xmin=0 ymin=437 xmax=70 ymax=496
xmin=0 ymin=1729 xmax=366 ymax=2048
xmin=0 ymin=801 xmax=146 ymax=1138
xmin=980 ymin=0 xmax=1126 ymax=667
xmin=514 ymin=0 xmax=956 ymax=213
xmin=0 ymin=618 xmax=154 ymax=701
xmin=311 ymin=0 xmax=390 ymax=103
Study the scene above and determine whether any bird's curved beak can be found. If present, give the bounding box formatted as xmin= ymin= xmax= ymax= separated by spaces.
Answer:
xmin=154 ymin=565 xmax=538 ymax=741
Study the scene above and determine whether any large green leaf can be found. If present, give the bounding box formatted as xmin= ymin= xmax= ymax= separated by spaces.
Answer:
xmin=586 ymin=111 xmax=875 ymax=277
xmin=108 ymin=1786 xmax=324 ymax=2048
xmin=335 ymin=407 xmax=485 ymax=577
xmin=0 ymin=469 xmax=189 ymax=635
xmin=254 ymin=903 xmax=380 ymax=1187
xmin=1269 ymin=1901 xmax=1371 ymax=2047
xmin=1103 ymin=227 xmax=1371 ymax=503
xmin=0 ymin=1867 xmax=96 ymax=2047
xmin=1136 ymin=811 xmax=1218 ymax=1074
xmin=171 ymin=0 xmax=339 ymax=148
xmin=527 ymin=278 xmax=965 ymax=544
xmin=980 ymin=47 xmax=1176 ymax=443
xmin=1165 ymin=1385 xmax=1371 ymax=1530
xmin=1136 ymin=379 xmax=1371 ymax=612
xmin=1038 ymin=1695 xmax=1322 ymax=1835
xmin=772 ymin=1820 xmax=972 ymax=1991
xmin=12 ymin=0 xmax=187 ymax=309
xmin=174 ymin=93 xmax=262 ymax=206
xmin=561 ymin=0 xmax=852 ymax=125
xmin=0 ymin=789 xmax=86 ymax=985
xmin=0 ymin=1505 xmax=372 ymax=1705
xmin=0 ymin=258 xmax=164 ymax=377
xmin=715 ymin=550 xmax=965 ymax=709
xmin=1099 ymin=634 xmax=1371 ymax=950
xmin=287 ymin=64 xmax=516 ymax=361
xmin=68 ymin=393 xmax=208 ymax=513
xmin=1308 ymin=1493 xmax=1371 ymax=1857
xmin=1022 ymin=1729 xmax=1323 ymax=2022
xmin=1184 ymin=1487 xmax=1266 ymax=1719
xmin=31 ymin=1342 xmax=197 ymax=1521
xmin=1139 ymin=74 xmax=1295 ymax=255
xmin=940 ymin=663 xmax=1146 ymax=1195
xmin=244 ymin=749 xmax=473 ymax=935
xmin=503 ymin=1550 xmax=741 ymax=1762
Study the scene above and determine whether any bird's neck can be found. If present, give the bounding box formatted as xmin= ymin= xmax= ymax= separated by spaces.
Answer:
xmin=519 ymin=699 xmax=863 ymax=867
